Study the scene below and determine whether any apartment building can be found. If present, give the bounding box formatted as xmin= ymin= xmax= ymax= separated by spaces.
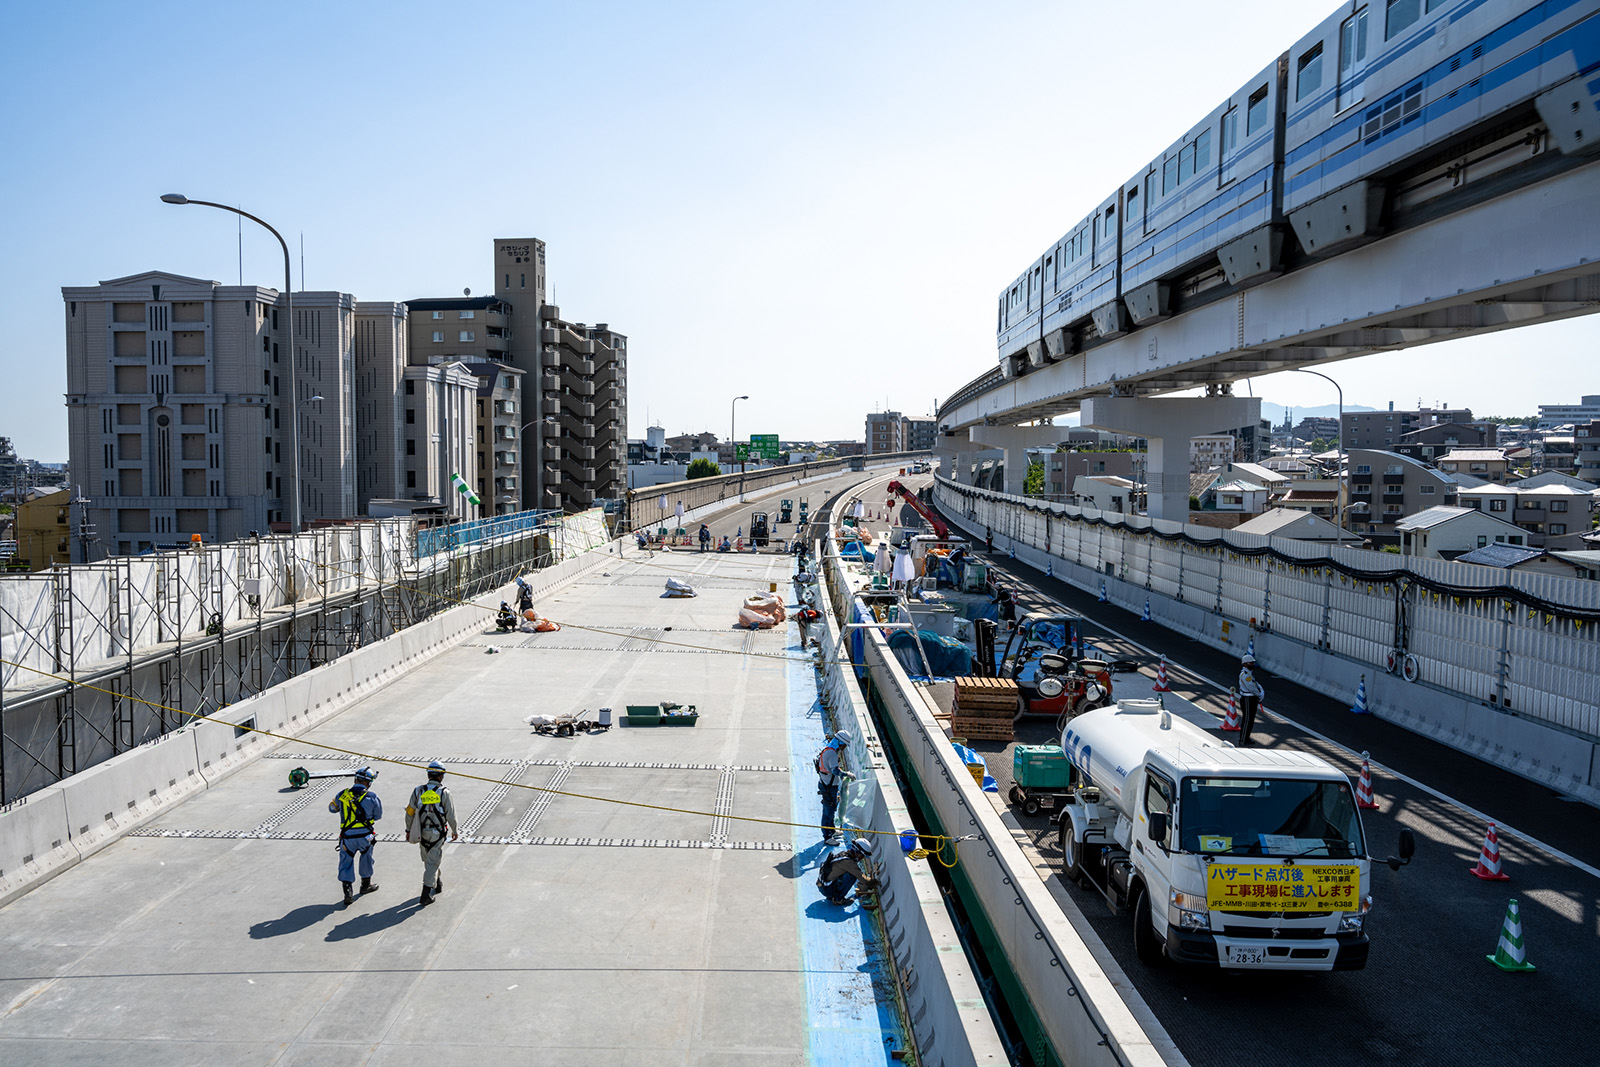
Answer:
xmin=1435 ymin=448 xmax=1512 ymax=484
xmin=1343 ymin=405 xmax=1472 ymax=450
xmin=463 ymin=361 xmax=526 ymax=514
xmin=866 ymin=411 xmax=904 ymax=454
xmin=1190 ymin=434 xmax=1235 ymax=471
xmin=64 ymin=271 xmax=312 ymax=556
xmin=1537 ymin=394 xmax=1600 ymax=429
xmin=1575 ymin=420 xmax=1600 ymax=485
xmin=1457 ymin=478 xmax=1594 ymax=548
xmin=401 ymin=363 xmax=478 ymax=520
xmin=13 ymin=488 xmax=73 ymax=570
xmin=352 ymin=301 xmax=409 ymax=513
xmin=1043 ymin=451 xmax=1136 ymax=500
xmin=1346 ymin=449 xmax=1460 ymax=541
xmin=1392 ymin=422 xmax=1498 ymax=465
xmin=905 ymin=418 xmax=937 ymax=453
xmin=537 ymin=307 xmax=628 ymax=510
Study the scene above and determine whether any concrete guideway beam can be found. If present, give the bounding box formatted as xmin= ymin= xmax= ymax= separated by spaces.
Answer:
xmin=969 ymin=424 xmax=1068 ymax=496
xmin=1081 ymin=395 xmax=1260 ymax=521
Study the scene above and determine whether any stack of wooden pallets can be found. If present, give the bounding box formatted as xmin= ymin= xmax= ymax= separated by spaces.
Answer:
xmin=950 ymin=677 xmax=1018 ymax=742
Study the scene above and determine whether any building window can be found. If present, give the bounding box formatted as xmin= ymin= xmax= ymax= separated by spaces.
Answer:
xmin=1489 ymin=499 xmax=1507 ymax=512
xmin=406 ymin=440 xmax=415 ymax=455
xmin=459 ymin=331 xmax=475 ymax=342
xmin=459 ymin=310 xmax=475 ymax=320
xmin=1355 ymin=464 xmax=1371 ymax=475
xmin=432 ymin=331 xmax=444 ymax=343
xmin=431 ymin=311 xmax=443 ymax=320
xmin=1477 ymin=535 xmax=1488 ymax=547
xmin=1550 ymin=524 xmax=1567 ymax=535
xmin=520 ymin=274 xmax=525 ymax=288
xmin=1551 ymin=500 xmax=1569 ymax=512
xmin=405 ymin=380 xmax=414 ymax=395
xmin=406 ymin=409 xmax=415 ymax=424
xmin=406 ymin=471 xmax=416 ymax=488
xmin=1419 ymin=485 xmax=1434 ymax=494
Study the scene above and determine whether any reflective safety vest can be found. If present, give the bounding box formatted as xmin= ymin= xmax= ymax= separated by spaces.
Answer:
xmin=338 ymin=790 xmax=375 ymax=833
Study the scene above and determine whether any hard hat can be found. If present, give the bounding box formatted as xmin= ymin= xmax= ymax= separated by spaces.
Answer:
xmin=1242 ymin=653 xmax=1256 ymax=664
xmin=851 ymin=837 xmax=875 ymax=855
xmin=833 ymin=729 xmax=853 ymax=746
xmin=427 ymin=760 xmax=446 ymax=774
xmin=353 ymin=766 xmax=375 ymax=783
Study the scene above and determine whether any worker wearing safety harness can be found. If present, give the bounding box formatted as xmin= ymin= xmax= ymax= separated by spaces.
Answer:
xmin=1237 ymin=654 xmax=1265 ymax=747
xmin=816 ymin=729 xmax=855 ymax=843
xmin=329 ymin=766 xmax=383 ymax=905
xmin=405 ymin=760 xmax=460 ymax=907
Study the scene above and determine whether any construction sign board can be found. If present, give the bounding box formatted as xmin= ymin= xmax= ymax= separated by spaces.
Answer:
xmin=1204 ymin=861 xmax=1361 ymax=912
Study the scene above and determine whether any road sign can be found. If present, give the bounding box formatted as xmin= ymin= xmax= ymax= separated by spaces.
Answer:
xmin=750 ymin=434 xmax=780 ymax=459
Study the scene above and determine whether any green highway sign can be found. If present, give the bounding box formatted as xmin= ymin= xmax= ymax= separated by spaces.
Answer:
xmin=750 ymin=434 xmax=780 ymax=459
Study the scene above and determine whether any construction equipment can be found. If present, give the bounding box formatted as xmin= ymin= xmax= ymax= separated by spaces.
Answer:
xmin=1008 ymin=744 xmax=1074 ymax=816
xmin=750 ymin=511 xmax=770 ymax=547
xmin=286 ymin=765 xmax=372 ymax=789
xmin=779 ymin=499 xmax=793 ymax=523
xmin=885 ymin=481 xmax=948 ymax=539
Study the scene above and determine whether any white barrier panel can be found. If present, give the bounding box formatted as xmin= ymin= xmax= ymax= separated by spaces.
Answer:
xmin=192 ymin=715 xmax=269 ymax=786
xmin=60 ymin=730 xmax=206 ymax=858
xmin=0 ymin=787 xmax=80 ymax=907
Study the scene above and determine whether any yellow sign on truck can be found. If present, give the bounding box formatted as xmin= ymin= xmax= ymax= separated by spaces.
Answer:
xmin=1205 ymin=862 xmax=1362 ymax=913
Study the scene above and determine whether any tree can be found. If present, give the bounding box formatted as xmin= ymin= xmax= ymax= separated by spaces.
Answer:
xmin=1024 ymin=459 xmax=1046 ymax=497
xmin=686 ymin=458 xmax=721 ymax=480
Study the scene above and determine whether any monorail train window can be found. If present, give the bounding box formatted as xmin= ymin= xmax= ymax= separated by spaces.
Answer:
xmin=1220 ymin=109 xmax=1239 ymax=184
xmin=1125 ymin=186 xmax=1139 ymax=232
xmin=1247 ymin=85 xmax=1269 ymax=134
xmin=1385 ymin=0 xmax=1420 ymax=39
xmin=1340 ymin=8 xmax=1369 ymax=82
xmin=1178 ymin=143 xmax=1195 ymax=184
xmin=1195 ymin=127 xmax=1212 ymax=170
xmin=1162 ymin=154 xmax=1177 ymax=195
xmin=1297 ymin=41 xmax=1324 ymax=101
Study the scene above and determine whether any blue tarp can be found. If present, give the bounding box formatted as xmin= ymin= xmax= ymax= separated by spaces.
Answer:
xmin=951 ymin=743 xmax=999 ymax=792
xmin=839 ymin=541 xmax=875 ymax=563
xmin=887 ymin=629 xmax=972 ymax=677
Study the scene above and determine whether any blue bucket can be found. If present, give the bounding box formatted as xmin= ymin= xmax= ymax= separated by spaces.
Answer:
xmin=899 ymin=829 xmax=918 ymax=853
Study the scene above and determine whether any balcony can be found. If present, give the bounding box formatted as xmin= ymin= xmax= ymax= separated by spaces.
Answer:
xmin=1381 ymin=473 xmax=1405 ymax=484
xmin=1350 ymin=473 xmax=1372 ymax=485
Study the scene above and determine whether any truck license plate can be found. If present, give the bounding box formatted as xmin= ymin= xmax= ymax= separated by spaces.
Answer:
xmin=1226 ymin=946 xmax=1265 ymax=966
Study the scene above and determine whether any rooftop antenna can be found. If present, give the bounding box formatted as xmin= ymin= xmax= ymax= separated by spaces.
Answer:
xmin=299 ymin=232 xmax=305 ymax=292
xmin=237 ymin=207 xmax=242 ymax=285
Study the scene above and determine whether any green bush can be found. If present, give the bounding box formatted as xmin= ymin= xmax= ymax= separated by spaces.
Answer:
xmin=686 ymin=458 xmax=721 ymax=480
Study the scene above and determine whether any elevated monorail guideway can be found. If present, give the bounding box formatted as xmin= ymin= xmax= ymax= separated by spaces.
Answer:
xmin=940 ymin=0 xmax=1600 ymax=520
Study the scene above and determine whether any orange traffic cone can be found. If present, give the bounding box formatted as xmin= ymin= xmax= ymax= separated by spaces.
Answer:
xmin=1470 ymin=822 xmax=1511 ymax=880
xmin=1153 ymin=655 xmax=1170 ymax=692
xmin=735 ymin=537 xmax=744 ymax=552
xmin=1220 ymin=689 xmax=1241 ymax=731
xmin=1355 ymin=751 xmax=1379 ymax=810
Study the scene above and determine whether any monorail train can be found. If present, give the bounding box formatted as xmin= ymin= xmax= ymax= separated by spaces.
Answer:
xmin=997 ymin=0 xmax=1600 ymax=377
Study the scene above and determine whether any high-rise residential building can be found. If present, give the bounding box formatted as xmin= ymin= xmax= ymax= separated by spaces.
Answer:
xmin=1343 ymin=404 xmax=1473 ymax=450
xmin=1575 ymin=420 xmax=1600 ymax=485
xmin=63 ymin=271 xmax=355 ymax=557
xmin=464 ymin=361 xmax=526 ymax=514
xmin=904 ymin=417 xmax=937 ymax=453
xmin=401 ymin=363 xmax=478 ymax=519
xmin=1537 ymin=395 xmax=1600 ymax=429
xmin=866 ymin=411 xmax=904 ymax=454
xmin=352 ymin=301 xmax=409 ymax=512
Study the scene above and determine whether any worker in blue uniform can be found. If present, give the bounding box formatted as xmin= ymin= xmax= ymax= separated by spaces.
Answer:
xmin=817 ymin=837 xmax=878 ymax=906
xmin=330 ymin=766 xmax=383 ymax=905
xmin=816 ymin=729 xmax=855 ymax=843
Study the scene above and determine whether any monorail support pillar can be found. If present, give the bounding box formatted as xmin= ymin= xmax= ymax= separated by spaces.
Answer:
xmin=968 ymin=425 xmax=1068 ymax=497
xmin=1082 ymin=395 xmax=1260 ymax=521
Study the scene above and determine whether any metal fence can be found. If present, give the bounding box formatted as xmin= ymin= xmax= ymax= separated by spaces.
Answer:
xmin=934 ymin=477 xmax=1600 ymax=741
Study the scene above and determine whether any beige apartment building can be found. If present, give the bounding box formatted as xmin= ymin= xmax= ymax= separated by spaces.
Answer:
xmin=402 ymin=363 xmax=479 ymax=520
xmin=353 ymin=301 xmax=409 ymax=512
xmin=464 ymin=360 xmax=526 ymax=514
xmin=866 ymin=411 xmax=904 ymax=454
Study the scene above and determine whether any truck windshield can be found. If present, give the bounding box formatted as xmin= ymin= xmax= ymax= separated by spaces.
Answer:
xmin=1179 ymin=777 xmax=1365 ymax=858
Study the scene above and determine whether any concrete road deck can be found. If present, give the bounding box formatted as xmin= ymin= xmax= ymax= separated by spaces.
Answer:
xmin=0 ymin=475 xmax=906 ymax=1066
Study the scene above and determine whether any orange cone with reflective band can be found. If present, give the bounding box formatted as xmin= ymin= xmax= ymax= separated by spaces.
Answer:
xmin=1470 ymin=822 xmax=1511 ymax=880
xmin=1486 ymin=898 xmax=1535 ymax=972
xmin=1220 ymin=689 xmax=1241 ymax=731
xmin=1355 ymin=751 xmax=1379 ymax=810
xmin=735 ymin=537 xmax=744 ymax=552
xmin=1153 ymin=655 xmax=1170 ymax=692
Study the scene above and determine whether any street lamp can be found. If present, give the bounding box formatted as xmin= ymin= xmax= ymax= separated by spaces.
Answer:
xmin=520 ymin=416 xmax=560 ymax=513
xmin=1291 ymin=367 xmax=1355 ymax=538
xmin=161 ymin=194 xmax=304 ymax=533
xmin=731 ymin=395 xmax=749 ymax=473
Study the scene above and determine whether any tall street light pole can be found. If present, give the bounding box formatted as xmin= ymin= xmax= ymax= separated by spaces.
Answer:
xmin=520 ymin=417 xmax=559 ymax=514
xmin=1291 ymin=367 xmax=1353 ymax=537
xmin=731 ymin=395 xmax=749 ymax=475
xmin=161 ymin=194 xmax=302 ymax=533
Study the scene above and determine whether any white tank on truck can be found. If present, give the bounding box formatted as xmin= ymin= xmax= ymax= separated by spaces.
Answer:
xmin=1058 ymin=698 xmax=1413 ymax=971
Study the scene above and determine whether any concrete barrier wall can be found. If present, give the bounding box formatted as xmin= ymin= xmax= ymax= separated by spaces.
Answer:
xmin=812 ymin=562 xmax=1007 ymax=1065
xmin=0 ymin=538 xmax=622 ymax=908
xmin=936 ymin=484 xmax=1600 ymax=808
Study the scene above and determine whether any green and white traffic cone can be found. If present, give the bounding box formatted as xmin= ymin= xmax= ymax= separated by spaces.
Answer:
xmin=1486 ymin=898 xmax=1536 ymax=972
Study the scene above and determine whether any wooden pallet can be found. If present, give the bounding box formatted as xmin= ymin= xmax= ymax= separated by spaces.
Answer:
xmin=953 ymin=676 xmax=1022 ymax=719
xmin=951 ymin=715 xmax=1015 ymax=742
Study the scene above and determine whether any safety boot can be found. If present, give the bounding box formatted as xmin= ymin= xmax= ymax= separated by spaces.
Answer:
xmin=360 ymin=877 xmax=379 ymax=894
xmin=341 ymin=881 xmax=354 ymax=906
xmin=433 ymin=875 xmax=443 ymax=896
xmin=419 ymin=886 xmax=434 ymax=907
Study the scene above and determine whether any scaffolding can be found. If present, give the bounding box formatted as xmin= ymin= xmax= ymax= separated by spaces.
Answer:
xmin=0 ymin=507 xmax=603 ymax=803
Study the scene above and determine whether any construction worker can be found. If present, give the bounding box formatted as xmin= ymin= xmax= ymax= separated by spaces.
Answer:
xmin=495 ymin=601 xmax=518 ymax=632
xmin=816 ymin=729 xmax=855 ymax=843
xmin=329 ymin=767 xmax=382 ymax=905
xmin=1237 ymin=654 xmax=1265 ymax=746
xmin=816 ymin=837 xmax=878 ymax=906
xmin=515 ymin=576 xmax=533 ymax=615
xmin=405 ymin=760 xmax=460 ymax=907
xmin=698 ymin=523 xmax=711 ymax=551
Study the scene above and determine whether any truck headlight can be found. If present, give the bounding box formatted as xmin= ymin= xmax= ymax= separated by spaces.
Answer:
xmin=1338 ymin=895 xmax=1372 ymax=934
xmin=1171 ymin=889 xmax=1209 ymax=931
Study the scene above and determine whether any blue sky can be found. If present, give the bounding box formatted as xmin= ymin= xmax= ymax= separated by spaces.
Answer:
xmin=2 ymin=0 xmax=1593 ymax=461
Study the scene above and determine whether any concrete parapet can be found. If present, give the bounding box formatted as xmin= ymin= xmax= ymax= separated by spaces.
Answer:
xmin=60 ymin=730 xmax=206 ymax=859
xmin=0 ymin=787 xmax=81 ymax=908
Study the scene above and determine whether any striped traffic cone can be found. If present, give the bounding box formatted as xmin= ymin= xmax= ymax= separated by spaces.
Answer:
xmin=1351 ymin=674 xmax=1369 ymax=715
xmin=735 ymin=537 xmax=744 ymax=552
xmin=1141 ymin=597 xmax=1152 ymax=622
xmin=1469 ymin=823 xmax=1512 ymax=881
xmin=1153 ymin=655 xmax=1170 ymax=692
xmin=1220 ymin=689 xmax=1241 ymax=731
xmin=1246 ymin=636 xmax=1255 ymax=658
xmin=1486 ymin=899 xmax=1536 ymax=972
xmin=1098 ymin=580 xmax=1107 ymax=603
xmin=1046 ymin=559 xmax=1053 ymax=578
xmin=1355 ymin=751 xmax=1379 ymax=810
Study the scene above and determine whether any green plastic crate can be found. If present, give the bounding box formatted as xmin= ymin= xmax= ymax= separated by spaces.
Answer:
xmin=1013 ymin=744 xmax=1072 ymax=790
xmin=625 ymin=705 xmax=662 ymax=726
xmin=661 ymin=709 xmax=699 ymax=726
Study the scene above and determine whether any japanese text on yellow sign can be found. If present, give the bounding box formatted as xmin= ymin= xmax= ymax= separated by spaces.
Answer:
xmin=1205 ymin=863 xmax=1361 ymax=912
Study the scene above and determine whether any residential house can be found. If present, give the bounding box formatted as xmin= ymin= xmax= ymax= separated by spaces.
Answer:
xmin=1393 ymin=422 xmax=1498 ymax=465
xmin=1232 ymin=507 xmax=1362 ymax=543
xmin=1072 ymin=475 xmax=1135 ymax=513
xmin=1394 ymin=505 xmax=1527 ymax=559
xmin=1435 ymin=448 xmax=1511 ymax=484
xmin=1346 ymin=449 xmax=1460 ymax=543
xmin=1454 ymin=542 xmax=1600 ymax=578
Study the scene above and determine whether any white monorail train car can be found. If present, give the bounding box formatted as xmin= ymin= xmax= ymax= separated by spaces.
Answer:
xmin=998 ymin=0 xmax=1600 ymax=378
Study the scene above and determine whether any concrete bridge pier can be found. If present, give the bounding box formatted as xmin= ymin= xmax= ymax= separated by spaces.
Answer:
xmin=1081 ymin=395 xmax=1260 ymax=520
xmin=969 ymin=425 xmax=1068 ymax=496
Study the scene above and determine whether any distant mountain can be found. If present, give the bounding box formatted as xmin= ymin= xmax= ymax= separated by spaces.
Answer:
xmin=1260 ymin=401 xmax=1377 ymax=425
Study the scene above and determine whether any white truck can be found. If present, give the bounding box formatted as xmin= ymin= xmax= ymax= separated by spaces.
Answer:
xmin=1057 ymin=698 xmax=1413 ymax=971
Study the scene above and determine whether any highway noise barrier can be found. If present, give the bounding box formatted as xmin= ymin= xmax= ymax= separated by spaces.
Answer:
xmin=1355 ymin=751 xmax=1379 ymax=810
xmin=1153 ymin=655 xmax=1170 ymax=693
xmin=1221 ymin=689 xmax=1241 ymax=731
xmin=1141 ymin=597 xmax=1151 ymax=622
xmin=1470 ymin=822 xmax=1512 ymax=881
xmin=1487 ymin=899 xmax=1536 ymax=972
xmin=1098 ymin=580 xmax=1107 ymax=603
xmin=1351 ymin=674 xmax=1369 ymax=715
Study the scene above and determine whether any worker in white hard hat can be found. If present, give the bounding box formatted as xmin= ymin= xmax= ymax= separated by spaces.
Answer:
xmin=1237 ymin=654 xmax=1265 ymax=746
xmin=816 ymin=729 xmax=856 ymax=843
xmin=405 ymin=760 xmax=460 ymax=907
xmin=817 ymin=837 xmax=879 ymax=907
xmin=329 ymin=766 xmax=383 ymax=905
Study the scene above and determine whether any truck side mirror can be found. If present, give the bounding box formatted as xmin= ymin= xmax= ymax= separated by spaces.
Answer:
xmin=1148 ymin=811 xmax=1169 ymax=843
xmin=1386 ymin=827 xmax=1416 ymax=871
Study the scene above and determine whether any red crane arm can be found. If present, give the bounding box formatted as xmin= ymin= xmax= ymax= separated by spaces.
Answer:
xmin=887 ymin=480 xmax=949 ymax=540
